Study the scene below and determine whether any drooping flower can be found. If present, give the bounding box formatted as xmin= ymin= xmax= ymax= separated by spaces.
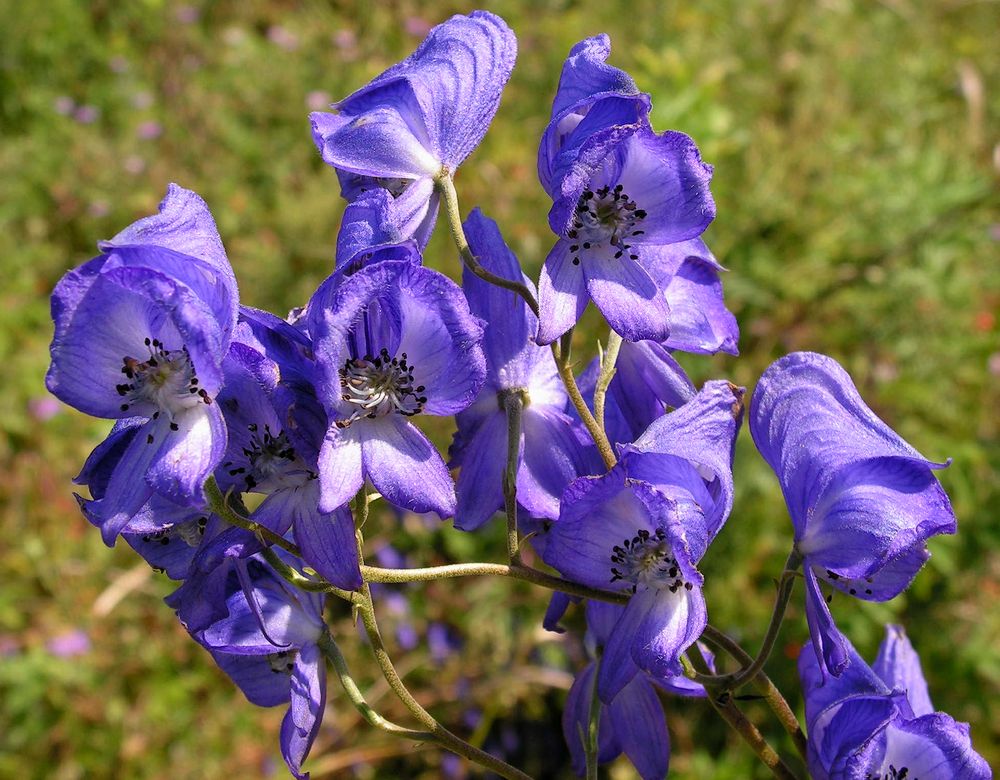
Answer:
xmin=192 ymin=556 xmax=328 ymax=780
xmin=542 ymin=381 xmax=743 ymax=699
xmin=306 ymin=260 xmax=486 ymax=517
xmin=537 ymin=124 xmax=716 ymax=344
xmin=449 ymin=209 xmax=595 ymax=531
xmin=561 ymin=601 xmax=710 ymax=779
xmin=47 ymin=184 xmax=237 ymax=543
xmin=799 ymin=624 xmax=991 ymax=779
xmin=750 ymin=352 xmax=958 ymax=677
xmin=311 ymin=11 xmax=516 ymax=247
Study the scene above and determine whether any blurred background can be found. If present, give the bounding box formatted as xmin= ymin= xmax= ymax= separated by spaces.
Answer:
xmin=1 ymin=1 xmax=997 ymax=777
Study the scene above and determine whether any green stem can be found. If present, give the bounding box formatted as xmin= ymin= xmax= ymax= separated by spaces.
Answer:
xmin=685 ymin=649 xmax=800 ymax=779
xmin=317 ymin=631 xmax=433 ymax=740
xmin=500 ymin=389 xmax=525 ymax=564
xmin=434 ymin=173 xmax=539 ymax=316
xmin=551 ymin=334 xmax=617 ymax=470
xmin=592 ymin=331 xmax=623 ymax=438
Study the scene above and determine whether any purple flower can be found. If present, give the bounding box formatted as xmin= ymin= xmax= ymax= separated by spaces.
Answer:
xmin=47 ymin=184 xmax=238 ymax=543
xmin=310 ymin=11 xmax=516 ymax=247
xmin=542 ymin=381 xmax=743 ymax=699
xmin=306 ymin=260 xmax=485 ymax=517
xmin=750 ymin=352 xmax=958 ymax=677
xmin=449 ymin=209 xmax=595 ymax=530
xmin=334 ymin=189 xmax=421 ymax=272
xmin=799 ymin=625 xmax=991 ymax=779
xmin=561 ymin=602 xmax=709 ymax=779
xmin=195 ymin=558 xmax=327 ymax=780
xmin=215 ymin=337 xmax=362 ymax=591
xmin=537 ymin=124 xmax=716 ymax=344
xmin=46 ymin=629 xmax=91 ymax=658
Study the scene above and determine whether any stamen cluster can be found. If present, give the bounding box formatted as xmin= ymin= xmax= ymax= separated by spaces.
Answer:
xmin=567 ymin=184 xmax=646 ymax=266
xmin=609 ymin=527 xmax=691 ymax=594
xmin=117 ymin=337 xmax=210 ymax=421
xmin=337 ymin=348 xmax=427 ymax=427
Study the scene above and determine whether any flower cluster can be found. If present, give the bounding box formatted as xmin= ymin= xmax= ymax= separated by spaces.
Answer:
xmin=46 ymin=10 xmax=989 ymax=780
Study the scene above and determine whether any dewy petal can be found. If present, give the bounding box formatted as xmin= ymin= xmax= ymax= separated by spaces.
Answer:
xmin=146 ymin=402 xmax=227 ymax=507
xmin=537 ymin=239 xmax=590 ymax=345
xmin=317 ymin=428 xmax=364 ymax=514
xmin=281 ymin=642 xmax=327 ymax=780
xmin=872 ymin=624 xmax=934 ymax=718
xmin=642 ymin=238 xmax=738 ymax=355
xmin=462 ymin=208 xmax=540 ymax=389
xmin=453 ymin=411 xmax=509 ymax=532
xmin=584 ymin=250 xmax=672 ymax=342
xmin=749 ymin=351 xmax=951 ymax=538
xmin=608 ymin=675 xmax=670 ymax=780
xmin=360 ymin=415 xmax=456 ymax=517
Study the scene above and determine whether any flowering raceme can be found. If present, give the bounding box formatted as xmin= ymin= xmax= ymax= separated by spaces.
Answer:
xmin=750 ymin=352 xmax=958 ymax=677
xmin=44 ymin=10 xmax=993 ymax=779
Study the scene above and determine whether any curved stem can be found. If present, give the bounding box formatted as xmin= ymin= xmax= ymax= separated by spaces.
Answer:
xmin=435 ymin=173 xmax=539 ymax=316
xmin=551 ymin=335 xmax=617 ymax=470
xmin=317 ymin=631 xmax=433 ymax=740
xmin=685 ymin=650 xmax=801 ymax=779
xmin=500 ymin=390 xmax=524 ymax=564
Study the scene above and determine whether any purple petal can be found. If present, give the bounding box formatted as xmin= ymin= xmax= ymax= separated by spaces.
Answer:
xmin=517 ymin=407 xmax=592 ymax=521
xmin=584 ymin=251 xmax=672 ymax=342
xmin=608 ymin=675 xmax=670 ymax=780
xmin=145 ymin=402 xmax=227 ymax=507
xmin=871 ymin=713 xmax=992 ymax=780
xmin=276 ymin=488 xmax=363 ymax=592
xmin=335 ymin=189 xmax=409 ymax=268
xmin=281 ymin=643 xmax=327 ymax=780
xmin=596 ymin=602 xmax=643 ymax=702
xmin=630 ymin=584 xmax=707 ymax=680
xmin=803 ymin=567 xmax=851 ymax=678
xmin=453 ymin=410 xmax=509 ymax=531
xmin=317 ymin=428 xmax=364 ymax=514
xmin=392 ymin=176 xmax=439 ymax=248
xmin=872 ymin=625 xmax=934 ymax=718
xmin=607 ymin=340 xmax=695 ymax=444
xmin=360 ymin=416 xmax=456 ymax=517
xmin=797 ymin=630 xmax=889 ymax=730
xmin=211 ymin=650 xmax=290 ymax=707
xmin=537 ymin=240 xmax=589 ymax=345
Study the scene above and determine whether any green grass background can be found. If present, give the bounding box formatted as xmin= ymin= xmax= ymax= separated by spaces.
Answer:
xmin=1 ymin=1 xmax=997 ymax=777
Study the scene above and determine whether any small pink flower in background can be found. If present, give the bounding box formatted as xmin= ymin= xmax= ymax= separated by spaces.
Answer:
xmin=123 ymin=155 xmax=146 ymax=175
xmin=53 ymin=96 xmax=75 ymax=116
xmin=137 ymin=120 xmax=162 ymax=140
xmin=131 ymin=90 xmax=153 ymax=110
xmin=29 ymin=396 xmax=61 ymax=421
xmin=46 ymin=630 xmax=91 ymax=658
xmin=404 ymin=17 xmax=432 ymax=36
xmin=88 ymin=201 xmax=111 ymax=218
xmin=306 ymin=90 xmax=331 ymax=111
xmin=74 ymin=105 xmax=100 ymax=124
xmin=267 ymin=25 xmax=299 ymax=51
xmin=175 ymin=5 xmax=200 ymax=24
xmin=109 ymin=56 xmax=129 ymax=74
xmin=988 ymin=352 xmax=1000 ymax=377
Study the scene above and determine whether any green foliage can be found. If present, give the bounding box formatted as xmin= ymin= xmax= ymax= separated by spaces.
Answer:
xmin=1 ymin=1 xmax=996 ymax=777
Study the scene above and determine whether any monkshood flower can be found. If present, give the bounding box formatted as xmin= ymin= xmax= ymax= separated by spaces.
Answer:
xmin=537 ymin=34 xmax=650 ymax=196
xmin=562 ymin=601 xmax=709 ymax=779
xmin=542 ymin=381 xmax=743 ymax=699
xmin=215 ymin=340 xmax=362 ymax=591
xmin=536 ymin=123 xmax=716 ymax=344
xmin=750 ymin=352 xmax=958 ymax=677
xmin=311 ymin=11 xmax=516 ymax=247
xmin=449 ymin=209 xmax=594 ymax=530
xmin=334 ymin=189 xmax=422 ymax=272
xmin=195 ymin=557 xmax=327 ymax=780
xmin=306 ymin=260 xmax=486 ymax=516
xmin=799 ymin=625 xmax=991 ymax=779
xmin=47 ymin=184 xmax=237 ymax=543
